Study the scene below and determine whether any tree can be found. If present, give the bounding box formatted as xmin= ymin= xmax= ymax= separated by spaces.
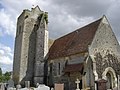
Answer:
xmin=0 ymin=68 xmax=2 ymax=75
xmin=0 ymin=68 xmax=3 ymax=82
xmin=4 ymin=72 xmax=11 ymax=81
xmin=0 ymin=71 xmax=11 ymax=82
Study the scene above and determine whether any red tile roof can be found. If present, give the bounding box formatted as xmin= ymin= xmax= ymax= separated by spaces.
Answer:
xmin=48 ymin=18 xmax=102 ymax=60
xmin=63 ymin=63 xmax=84 ymax=73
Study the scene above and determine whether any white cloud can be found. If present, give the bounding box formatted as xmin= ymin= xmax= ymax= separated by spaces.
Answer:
xmin=0 ymin=56 xmax=13 ymax=65
xmin=0 ymin=44 xmax=13 ymax=73
xmin=0 ymin=9 xmax=16 ymax=37
xmin=0 ymin=50 xmax=4 ymax=55
xmin=0 ymin=45 xmax=11 ymax=53
xmin=0 ymin=43 xmax=13 ymax=72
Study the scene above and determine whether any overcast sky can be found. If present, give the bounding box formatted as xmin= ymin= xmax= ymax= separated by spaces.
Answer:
xmin=0 ymin=0 xmax=120 ymax=72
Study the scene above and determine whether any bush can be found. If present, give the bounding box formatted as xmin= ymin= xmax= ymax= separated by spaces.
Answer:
xmin=0 ymin=71 xmax=11 ymax=83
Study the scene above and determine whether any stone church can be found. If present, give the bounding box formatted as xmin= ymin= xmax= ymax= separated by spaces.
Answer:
xmin=13 ymin=6 xmax=120 ymax=90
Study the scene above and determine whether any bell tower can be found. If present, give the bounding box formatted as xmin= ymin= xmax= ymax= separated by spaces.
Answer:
xmin=13 ymin=6 xmax=48 ymax=86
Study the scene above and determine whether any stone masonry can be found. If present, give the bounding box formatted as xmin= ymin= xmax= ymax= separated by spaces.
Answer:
xmin=13 ymin=6 xmax=48 ymax=86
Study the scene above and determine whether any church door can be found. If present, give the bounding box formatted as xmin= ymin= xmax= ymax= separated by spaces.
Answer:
xmin=106 ymin=72 xmax=112 ymax=89
xmin=102 ymin=67 xmax=117 ymax=89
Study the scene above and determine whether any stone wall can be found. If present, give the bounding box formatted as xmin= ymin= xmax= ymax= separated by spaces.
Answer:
xmin=20 ymin=14 xmax=37 ymax=85
xmin=13 ymin=10 xmax=27 ymax=84
xmin=48 ymin=53 xmax=86 ymax=90
xmin=89 ymin=16 xmax=120 ymax=78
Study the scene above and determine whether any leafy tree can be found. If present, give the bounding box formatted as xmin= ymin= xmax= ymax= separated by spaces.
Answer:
xmin=0 ymin=68 xmax=2 ymax=82
xmin=0 ymin=75 xmax=3 ymax=82
xmin=0 ymin=68 xmax=2 ymax=75
xmin=0 ymin=71 xmax=11 ymax=82
xmin=4 ymin=72 xmax=11 ymax=81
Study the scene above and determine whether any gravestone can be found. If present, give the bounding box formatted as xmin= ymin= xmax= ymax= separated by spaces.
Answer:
xmin=34 ymin=84 xmax=50 ymax=90
xmin=113 ymin=87 xmax=117 ymax=90
xmin=0 ymin=83 xmax=5 ymax=90
xmin=75 ymin=79 xmax=80 ymax=90
xmin=36 ymin=83 xmax=40 ymax=87
xmin=25 ymin=81 xmax=30 ymax=88
xmin=54 ymin=84 xmax=64 ymax=90
xmin=7 ymin=79 xmax=14 ymax=88
xmin=51 ymin=87 xmax=54 ymax=90
xmin=16 ymin=84 xmax=21 ymax=89
xmin=95 ymin=79 xmax=107 ymax=90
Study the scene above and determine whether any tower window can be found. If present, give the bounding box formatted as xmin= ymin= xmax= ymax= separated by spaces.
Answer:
xmin=25 ymin=15 xmax=28 ymax=19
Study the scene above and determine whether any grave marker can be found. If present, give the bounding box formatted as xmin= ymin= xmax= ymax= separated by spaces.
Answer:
xmin=75 ymin=78 xmax=80 ymax=90
xmin=55 ymin=84 xmax=64 ymax=90
xmin=25 ymin=81 xmax=30 ymax=88
xmin=34 ymin=84 xmax=50 ymax=90
xmin=7 ymin=79 xmax=14 ymax=88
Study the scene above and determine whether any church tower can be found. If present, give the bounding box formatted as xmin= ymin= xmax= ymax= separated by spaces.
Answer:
xmin=13 ymin=6 xmax=48 ymax=86
xmin=34 ymin=11 xmax=48 ymax=85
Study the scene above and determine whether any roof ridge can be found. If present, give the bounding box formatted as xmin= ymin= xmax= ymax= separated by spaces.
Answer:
xmin=55 ymin=18 xmax=102 ymax=41
xmin=48 ymin=17 xmax=103 ymax=60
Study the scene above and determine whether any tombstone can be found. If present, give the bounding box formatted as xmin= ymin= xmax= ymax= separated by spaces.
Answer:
xmin=34 ymin=84 xmax=50 ymax=90
xmin=75 ymin=79 xmax=80 ymax=90
xmin=36 ymin=83 xmax=40 ymax=87
xmin=16 ymin=84 xmax=21 ymax=89
xmin=54 ymin=84 xmax=64 ymax=90
xmin=25 ymin=81 xmax=30 ymax=88
xmin=0 ymin=83 xmax=5 ymax=90
xmin=51 ymin=87 xmax=54 ymax=90
xmin=95 ymin=79 xmax=107 ymax=90
xmin=113 ymin=87 xmax=117 ymax=90
xmin=7 ymin=79 xmax=14 ymax=88
xmin=4 ymin=83 xmax=8 ymax=90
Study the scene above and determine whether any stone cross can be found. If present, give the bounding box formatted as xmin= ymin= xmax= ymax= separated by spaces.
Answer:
xmin=75 ymin=78 xmax=80 ymax=90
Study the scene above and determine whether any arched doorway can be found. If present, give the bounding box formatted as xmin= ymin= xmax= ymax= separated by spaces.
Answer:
xmin=102 ymin=67 xmax=117 ymax=89
xmin=106 ymin=72 xmax=112 ymax=89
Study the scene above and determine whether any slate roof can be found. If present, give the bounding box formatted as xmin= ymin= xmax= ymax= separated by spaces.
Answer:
xmin=63 ymin=63 xmax=84 ymax=73
xmin=48 ymin=18 xmax=102 ymax=60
